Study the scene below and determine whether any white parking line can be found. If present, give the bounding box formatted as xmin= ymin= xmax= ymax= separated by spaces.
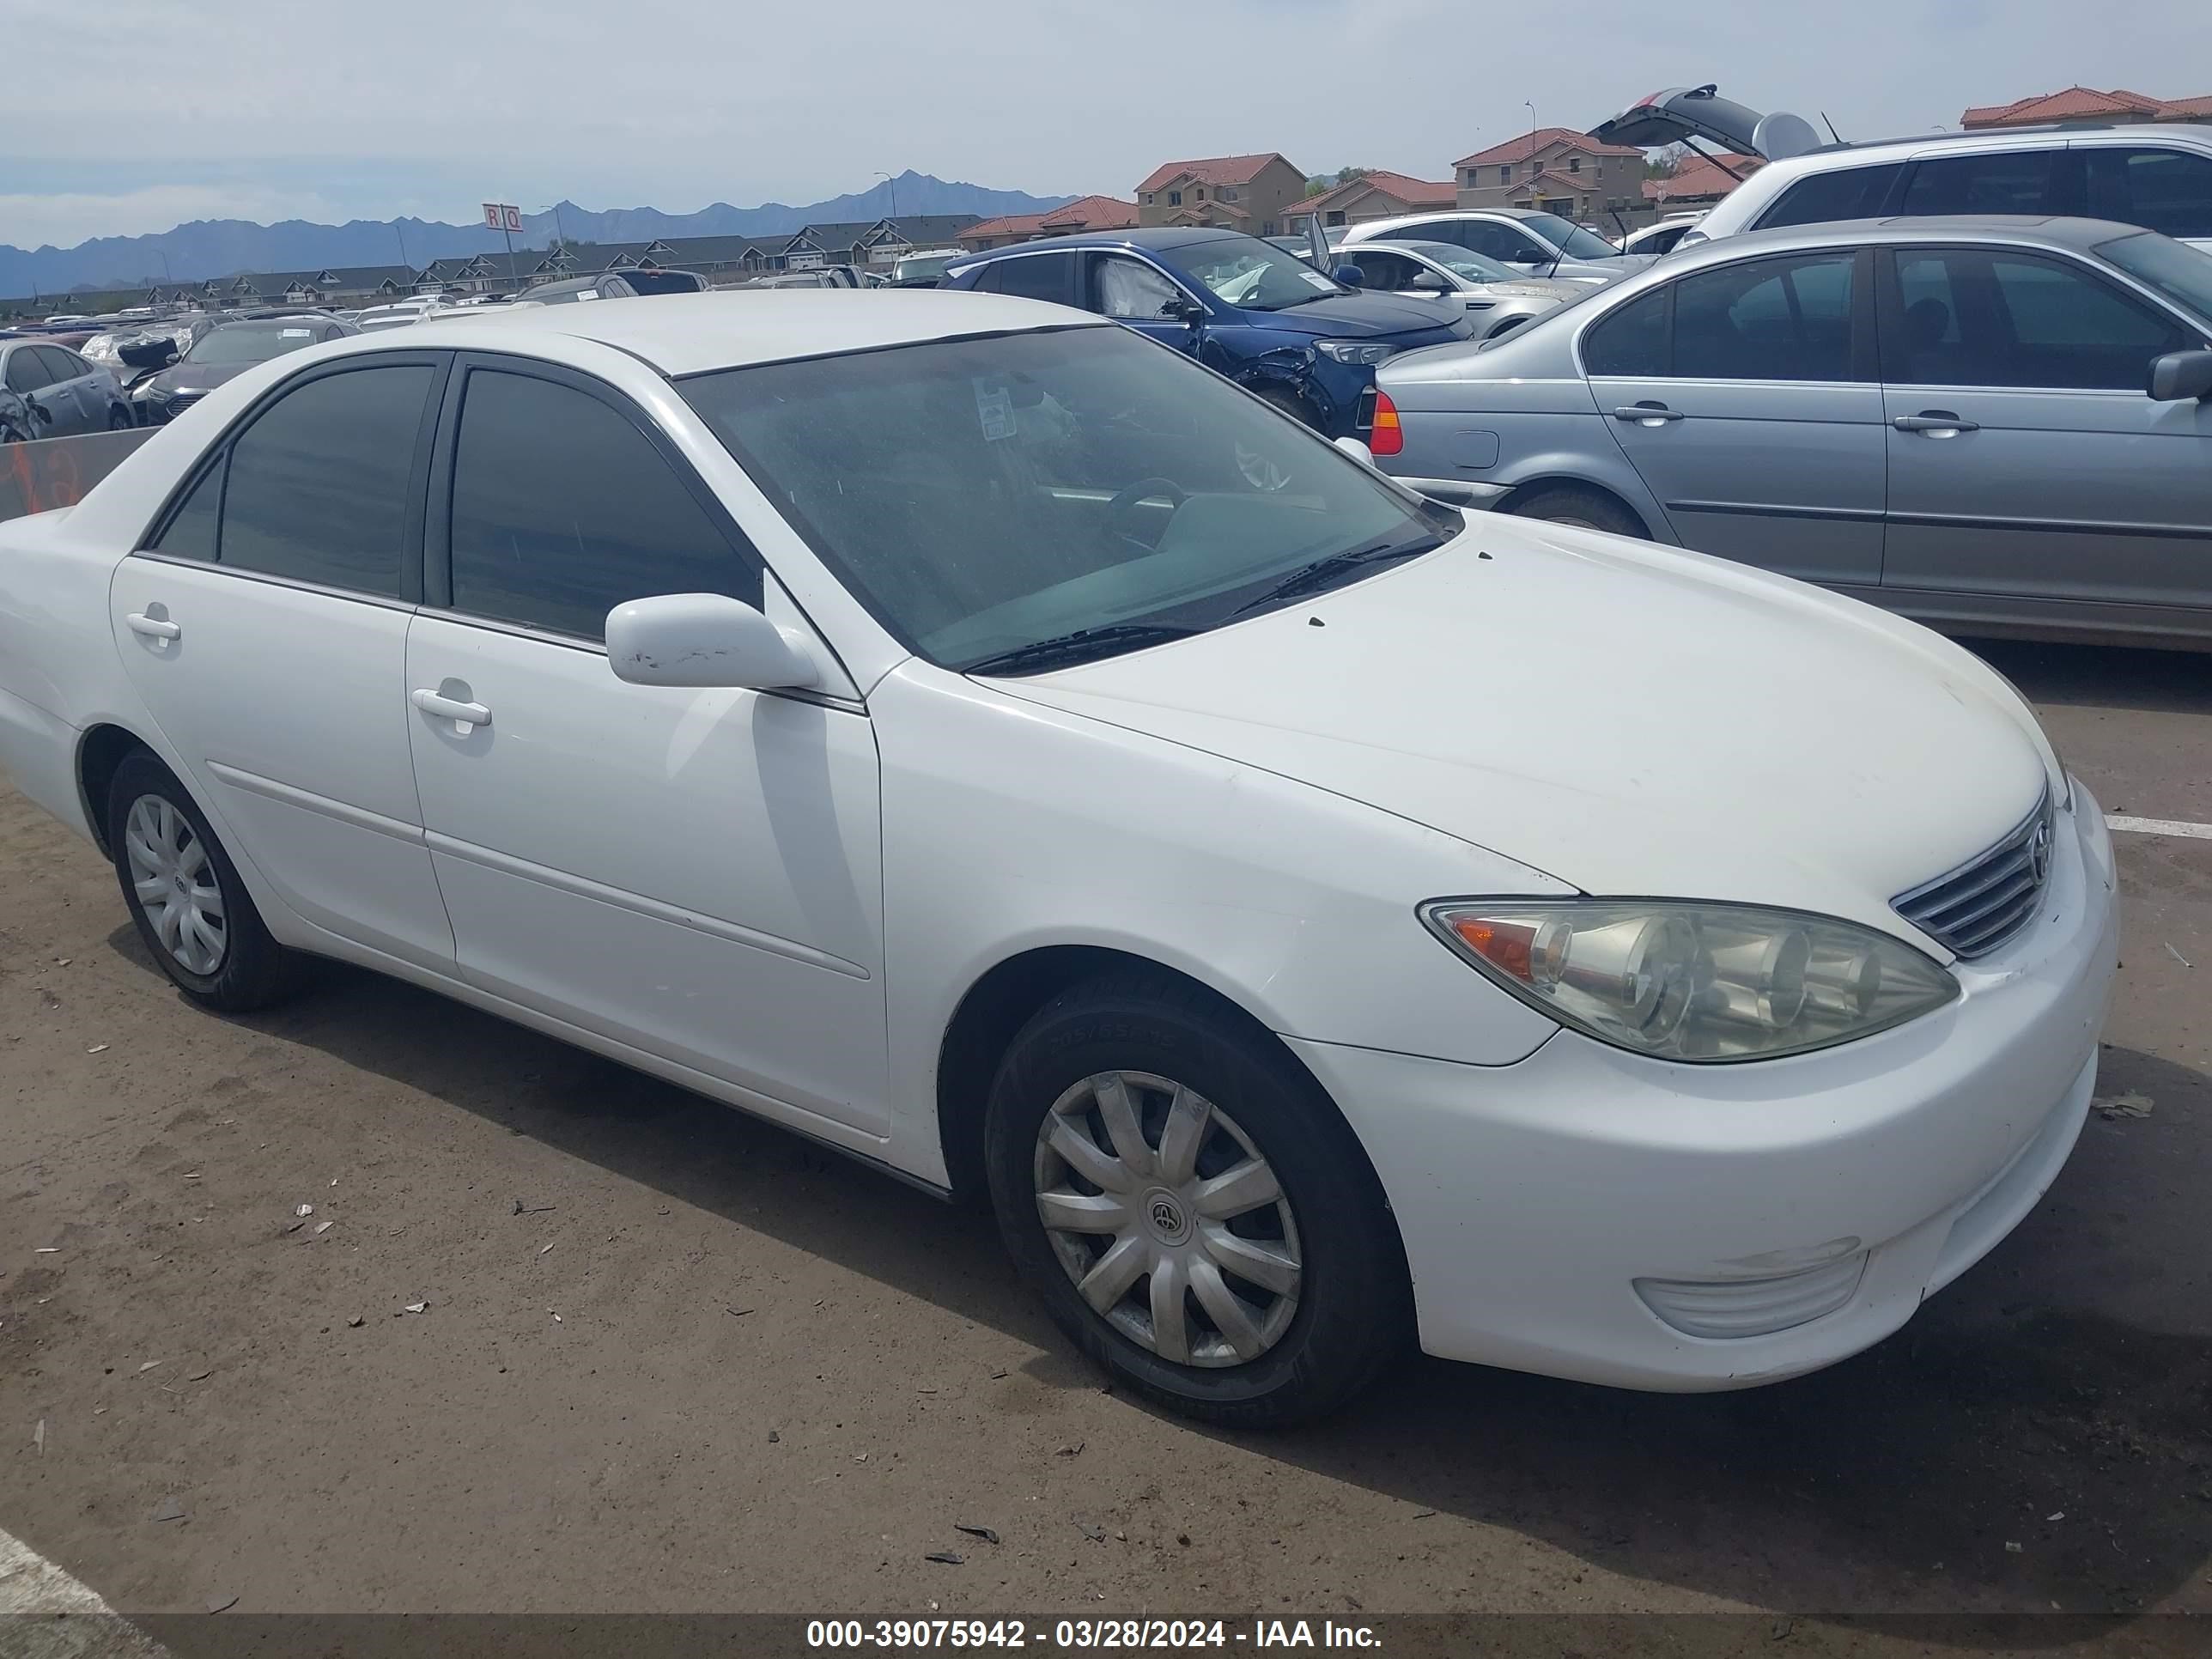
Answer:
xmin=2106 ymin=814 xmax=2212 ymax=842
xmin=0 ymin=1525 xmax=167 ymax=1657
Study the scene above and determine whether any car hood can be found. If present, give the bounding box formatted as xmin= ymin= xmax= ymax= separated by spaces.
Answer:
xmin=1471 ymin=278 xmax=1583 ymax=301
xmin=149 ymin=362 xmax=254 ymax=396
xmin=1245 ymin=292 xmax=1475 ymax=338
xmin=986 ymin=521 xmax=2052 ymax=951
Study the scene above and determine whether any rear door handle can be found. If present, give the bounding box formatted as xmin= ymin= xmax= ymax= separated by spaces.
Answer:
xmin=125 ymin=612 xmax=181 ymax=641
xmin=1613 ymin=403 xmax=1684 ymax=425
xmin=410 ymin=689 xmax=492 ymax=726
xmin=1893 ymin=411 xmax=1979 ymax=436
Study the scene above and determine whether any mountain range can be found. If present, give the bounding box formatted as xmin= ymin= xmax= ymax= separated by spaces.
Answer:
xmin=1 ymin=173 xmax=1073 ymax=297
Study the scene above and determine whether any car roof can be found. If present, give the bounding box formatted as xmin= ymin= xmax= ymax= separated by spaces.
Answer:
xmin=952 ymin=226 xmax=1251 ymax=263
xmin=1699 ymin=213 xmax=2152 ymax=256
xmin=398 ymin=289 xmax=1100 ymax=374
xmin=1778 ymin=119 xmax=2212 ymax=165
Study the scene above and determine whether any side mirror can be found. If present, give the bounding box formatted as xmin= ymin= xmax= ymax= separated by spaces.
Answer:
xmin=1332 ymin=264 xmax=1365 ymax=288
xmin=1175 ymin=300 xmax=1208 ymax=325
xmin=605 ymin=592 xmax=820 ymax=690
xmin=1334 ymin=435 xmax=1379 ymax=468
xmin=1409 ymin=270 xmax=1452 ymax=293
xmin=30 ymin=398 xmax=53 ymax=424
xmin=2148 ymin=348 xmax=2212 ymax=402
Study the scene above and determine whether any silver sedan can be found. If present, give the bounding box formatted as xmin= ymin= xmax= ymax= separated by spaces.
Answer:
xmin=1375 ymin=215 xmax=2212 ymax=652
xmin=1338 ymin=240 xmax=1585 ymax=341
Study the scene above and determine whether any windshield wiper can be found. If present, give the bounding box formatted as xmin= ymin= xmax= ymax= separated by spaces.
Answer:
xmin=1230 ymin=534 xmax=1442 ymax=617
xmin=962 ymin=622 xmax=1197 ymax=678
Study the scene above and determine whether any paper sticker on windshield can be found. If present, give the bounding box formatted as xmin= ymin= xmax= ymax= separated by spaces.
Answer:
xmin=974 ymin=380 xmax=1015 ymax=441
xmin=576 ymin=289 xmax=599 ymax=301
xmin=279 ymin=327 xmax=311 ymax=337
xmin=1300 ymin=270 xmax=1336 ymax=289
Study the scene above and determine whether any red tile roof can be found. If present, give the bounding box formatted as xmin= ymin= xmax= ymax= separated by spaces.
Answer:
xmin=1295 ymin=170 xmax=1456 ymax=216
xmin=963 ymin=195 xmax=1139 ymax=241
xmin=1136 ymin=154 xmax=1295 ymax=193
xmin=1960 ymin=85 xmax=2212 ymax=128
xmin=1454 ymin=127 xmax=1641 ymax=169
xmin=1643 ymin=153 xmax=1764 ymax=204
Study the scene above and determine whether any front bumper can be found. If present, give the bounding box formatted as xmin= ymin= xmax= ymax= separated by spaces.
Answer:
xmin=1290 ymin=780 xmax=2118 ymax=1391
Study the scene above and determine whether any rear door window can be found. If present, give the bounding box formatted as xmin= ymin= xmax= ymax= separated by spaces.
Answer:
xmin=2082 ymin=146 xmax=2212 ymax=240
xmin=1898 ymin=149 xmax=2061 ymax=216
xmin=217 ymin=363 xmax=435 ymax=597
xmin=1582 ymin=287 xmax=1670 ymax=376
xmin=972 ymin=252 xmax=1077 ymax=306
xmin=1754 ymin=162 xmax=1905 ymax=230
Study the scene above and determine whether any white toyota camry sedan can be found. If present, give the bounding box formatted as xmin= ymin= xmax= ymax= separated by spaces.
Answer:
xmin=0 ymin=294 xmax=2117 ymax=1425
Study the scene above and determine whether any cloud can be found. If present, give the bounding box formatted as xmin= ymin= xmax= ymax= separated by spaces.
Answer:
xmin=3 ymin=0 xmax=2209 ymax=244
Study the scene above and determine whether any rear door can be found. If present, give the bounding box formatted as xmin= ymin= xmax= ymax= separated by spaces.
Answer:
xmin=1583 ymin=247 xmax=1887 ymax=585
xmin=1877 ymin=244 xmax=2212 ymax=612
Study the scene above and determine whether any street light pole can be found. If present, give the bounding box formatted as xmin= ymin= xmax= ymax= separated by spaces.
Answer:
xmin=1525 ymin=99 xmax=1538 ymax=133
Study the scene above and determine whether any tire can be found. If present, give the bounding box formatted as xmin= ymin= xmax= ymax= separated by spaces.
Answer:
xmin=106 ymin=750 xmax=306 ymax=1012
xmin=1506 ymin=483 xmax=1645 ymax=538
xmin=984 ymin=969 xmax=1411 ymax=1427
xmin=1251 ymin=385 xmax=1319 ymax=430
xmin=109 ymin=407 xmax=135 ymax=430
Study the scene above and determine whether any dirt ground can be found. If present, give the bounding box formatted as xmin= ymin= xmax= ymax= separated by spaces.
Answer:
xmin=3 ymin=640 xmax=2208 ymax=1651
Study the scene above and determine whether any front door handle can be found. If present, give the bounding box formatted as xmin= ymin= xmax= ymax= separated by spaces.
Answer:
xmin=410 ymin=688 xmax=492 ymax=726
xmin=1613 ymin=402 xmax=1684 ymax=425
xmin=126 ymin=612 xmax=181 ymax=641
xmin=1893 ymin=411 xmax=1979 ymax=437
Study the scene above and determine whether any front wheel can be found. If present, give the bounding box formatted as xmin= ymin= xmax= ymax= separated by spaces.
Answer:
xmin=109 ymin=407 xmax=135 ymax=430
xmin=106 ymin=750 xmax=306 ymax=1012
xmin=984 ymin=971 xmax=1410 ymax=1427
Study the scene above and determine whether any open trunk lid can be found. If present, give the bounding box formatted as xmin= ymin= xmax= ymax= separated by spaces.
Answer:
xmin=1591 ymin=85 xmax=1823 ymax=161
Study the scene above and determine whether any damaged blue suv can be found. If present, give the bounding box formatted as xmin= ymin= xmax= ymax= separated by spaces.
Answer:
xmin=942 ymin=228 xmax=1474 ymax=439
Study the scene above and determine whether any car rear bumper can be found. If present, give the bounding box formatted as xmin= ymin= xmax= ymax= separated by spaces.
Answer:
xmin=1288 ymin=781 xmax=2118 ymax=1391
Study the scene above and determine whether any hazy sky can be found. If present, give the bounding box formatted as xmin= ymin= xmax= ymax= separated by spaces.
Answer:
xmin=2 ymin=0 xmax=2205 ymax=248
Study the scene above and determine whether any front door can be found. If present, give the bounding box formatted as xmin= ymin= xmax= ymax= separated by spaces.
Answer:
xmin=1583 ymin=247 xmax=1887 ymax=586
xmin=1877 ymin=245 xmax=2212 ymax=611
xmin=404 ymin=357 xmax=890 ymax=1134
xmin=1087 ymin=252 xmax=1204 ymax=356
xmin=110 ymin=355 xmax=455 ymax=969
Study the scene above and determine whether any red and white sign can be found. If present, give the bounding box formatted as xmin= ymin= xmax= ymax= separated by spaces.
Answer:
xmin=502 ymin=204 xmax=523 ymax=234
xmin=482 ymin=203 xmax=502 ymax=228
xmin=483 ymin=203 xmax=524 ymax=233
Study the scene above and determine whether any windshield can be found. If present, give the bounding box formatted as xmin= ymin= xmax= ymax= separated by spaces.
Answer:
xmin=894 ymin=252 xmax=956 ymax=283
xmin=681 ymin=326 xmax=1445 ymax=672
xmin=1174 ymin=236 xmax=1346 ymax=311
xmin=2097 ymin=232 xmax=2212 ymax=322
xmin=1401 ymin=241 xmax=1519 ymax=284
xmin=1517 ymin=213 xmax=1622 ymax=261
xmin=185 ymin=323 xmax=323 ymax=365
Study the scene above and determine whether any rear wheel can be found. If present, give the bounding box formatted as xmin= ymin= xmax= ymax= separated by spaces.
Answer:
xmin=984 ymin=971 xmax=1410 ymax=1427
xmin=109 ymin=406 xmax=134 ymax=430
xmin=106 ymin=750 xmax=306 ymax=1012
xmin=1507 ymin=483 xmax=1645 ymax=538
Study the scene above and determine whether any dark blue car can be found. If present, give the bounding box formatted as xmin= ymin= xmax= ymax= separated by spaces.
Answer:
xmin=943 ymin=228 xmax=1474 ymax=440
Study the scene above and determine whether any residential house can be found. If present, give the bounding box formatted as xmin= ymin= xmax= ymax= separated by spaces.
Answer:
xmin=1643 ymin=153 xmax=1764 ymax=214
xmin=959 ymin=196 xmax=1140 ymax=251
xmin=1453 ymin=128 xmax=1646 ymax=225
xmin=1282 ymin=170 xmax=1456 ymax=234
xmin=1135 ymin=155 xmax=1307 ymax=239
xmin=777 ymin=215 xmax=981 ymax=270
xmin=1961 ymin=86 xmax=2212 ymax=130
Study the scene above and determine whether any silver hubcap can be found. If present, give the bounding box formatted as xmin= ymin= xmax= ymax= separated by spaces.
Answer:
xmin=125 ymin=794 xmax=226 ymax=975
xmin=1034 ymin=1071 xmax=1302 ymax=1369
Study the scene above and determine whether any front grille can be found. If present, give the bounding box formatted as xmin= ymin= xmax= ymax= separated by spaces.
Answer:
xmin=1893 ymin=787 xmax=2054 ymax=958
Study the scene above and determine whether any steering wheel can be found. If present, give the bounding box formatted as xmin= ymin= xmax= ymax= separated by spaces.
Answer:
xmin=1106 ymin=477 xmax=1189 ymax=546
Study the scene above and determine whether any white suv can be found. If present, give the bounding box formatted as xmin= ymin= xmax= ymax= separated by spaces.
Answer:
xmin=1592 ymin=86 xmax=2212 ymax=253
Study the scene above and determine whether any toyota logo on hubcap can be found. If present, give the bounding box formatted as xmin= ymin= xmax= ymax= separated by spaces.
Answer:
xmin=1145 ymin=1191 xmax=1190 ymax=1243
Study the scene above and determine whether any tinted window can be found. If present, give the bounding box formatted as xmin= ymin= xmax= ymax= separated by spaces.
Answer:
xmin=38 ymin=347 xmax=89 ymax=380
xmin=3 ymin=349 xmax=52 ymax=393
xmin=447 ymin=370 xmax=757 ymax=640
xmin=152 ymin=459 xmax=222 ymax=562
xmin=1755 ymin=162 xmax=1905 ymax=230
xmin=219 ymin=365 xmax=432 ymax=597
xmin=1092 ymin=256 xmax=1185 ymax=319
xmin=1671 ymin=253 xmax=1856 ymax=381
xmin=1887 ymin=250 xmax=2191 ymax=390
xmin=973 ymin=252 xmax=1075 ymax=305
xmin=1348 ymin=251 xmax=1422 ymax=289
xmin=1407 ymin=219 xmax=1547 ymax=264
xmin=1899 ymin=149 xmax=2059 ymax=216
xmin=1583 ymin=287 xmax=1669 ymax=375
xmin=2084 ymin=147 xmax=2212 ymax=240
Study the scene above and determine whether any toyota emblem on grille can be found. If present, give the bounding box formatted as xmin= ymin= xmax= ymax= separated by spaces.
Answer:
xmin=2029 ymin=817 xmax=2052 ymax=885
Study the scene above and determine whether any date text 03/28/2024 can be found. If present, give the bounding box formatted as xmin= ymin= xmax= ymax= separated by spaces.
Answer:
xmin=805 ymin=1619 xmax=1382 ymax=1648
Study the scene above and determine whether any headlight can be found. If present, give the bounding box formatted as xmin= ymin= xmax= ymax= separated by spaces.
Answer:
xmin=1314 ymin=340 xmax=1398 ymax=365
xmin=1420 ymin=899 xmax=1958 ymax=1062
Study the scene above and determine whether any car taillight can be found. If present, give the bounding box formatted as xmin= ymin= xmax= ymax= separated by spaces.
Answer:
xmin=1369 ymin=390 xmax=1404 ymax=457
